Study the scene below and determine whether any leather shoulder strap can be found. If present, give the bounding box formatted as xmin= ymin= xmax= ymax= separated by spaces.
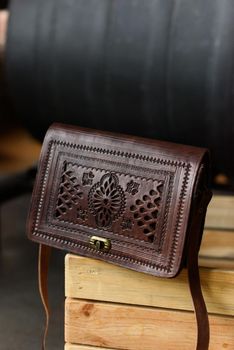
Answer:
xmin=188 ymin=256 xmax=209 ymax=350
xmin=38 ymin=244 xmax=52 ymax=350
xmin=187 ymin=219 xmax=209 ymax=349
xmin=187 ymin=189 xmax=212 ymax=350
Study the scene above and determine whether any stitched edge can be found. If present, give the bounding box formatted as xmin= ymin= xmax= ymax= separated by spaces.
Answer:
xmin=47 ymin=160 xmax=171 ymax=250
xmin=31 ymin=139 xmax=192 ymax=274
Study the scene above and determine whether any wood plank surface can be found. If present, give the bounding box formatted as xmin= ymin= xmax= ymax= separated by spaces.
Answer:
xmin=65 ymin=255 xmax=234 ymax=316
xmin=205 ymin=195 xmax=234 ymax=230
xmin=65 ymin=299 xmax=234 ymax=350
xmin=65 ymin=344 xmax=116 ymax=350
xmin=200 ymin=230 xmax=234 ymax=259
xmin=198 ymin=256 xmax=234 ymax=270
xmin=199 ymin=229 xmax=234 ymax=269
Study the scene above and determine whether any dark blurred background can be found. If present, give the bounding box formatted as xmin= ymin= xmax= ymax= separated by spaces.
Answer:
xmin=1 ymin=0 xmax=234 ymax=188
xmin=0 ymin=0 xmax=234 ymax=349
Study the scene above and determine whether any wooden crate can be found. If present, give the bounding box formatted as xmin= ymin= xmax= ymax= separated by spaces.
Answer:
xmin=65 ymin=297 xmax=234 ymax=350
xmin=65 ymin=256 xmax=234 ymax=350
xmin=64 ymin=194 xmax=234 ymax=350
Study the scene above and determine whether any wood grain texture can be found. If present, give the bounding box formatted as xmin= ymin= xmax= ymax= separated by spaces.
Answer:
xmin=198 ymin=257 xmax=234 ymax=270
xmin=65 ymin=255 xmax=234 ymax=316
xmin=199 ymin=229 xmax=234 ymax=269
xmin=65 ymin=299 xmax=234 ymax=350
xmin=205 ymin=195 xmax=234 ymax=229
xmin=65 ymin=344 xmax=116 ymax=350
xmin=200 ymin=230 xmax=234 ymax=259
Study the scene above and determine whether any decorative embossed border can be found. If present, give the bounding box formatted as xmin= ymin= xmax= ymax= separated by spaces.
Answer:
xmin=31 ymin=139 xmax=192 ymax=275
xmin=46 ymin=153 xmax=173 ymax=251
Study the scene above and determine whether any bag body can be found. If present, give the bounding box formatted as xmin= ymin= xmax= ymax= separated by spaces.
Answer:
xmin=27 ymin=123 xmax=212 ymax=349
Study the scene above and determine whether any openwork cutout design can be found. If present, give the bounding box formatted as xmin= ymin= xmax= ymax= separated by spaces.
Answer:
xmin=88 ymin=173 xmax=125 ymax=229
xmin=55 ymin=163 xmax=83 ymax=220
xmin=54 ymin=161 xmax=165 ymax=244
xmin=130 ymin=181 xmax=163 ymax=242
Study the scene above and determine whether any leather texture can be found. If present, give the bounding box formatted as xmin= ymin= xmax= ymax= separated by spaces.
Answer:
xmin=28 ymin=123 xmax=210 ymax=277
xmin=27 ymin=123 xmax=212 ymax=349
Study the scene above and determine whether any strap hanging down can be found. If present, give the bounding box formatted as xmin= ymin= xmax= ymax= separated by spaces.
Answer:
xmin=187 ymin=217 xmax=210 ymax=350
xmin=38 ymin=244 xmax=52 ymax=350
xmin=187 ymin=188 xmax=212 ymax=350
xmin=188 ymin=253 xmax=209 ymax=350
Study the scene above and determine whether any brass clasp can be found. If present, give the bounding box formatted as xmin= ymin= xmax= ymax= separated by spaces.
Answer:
xmin=89 ymin=236 xmax=111 ymax=252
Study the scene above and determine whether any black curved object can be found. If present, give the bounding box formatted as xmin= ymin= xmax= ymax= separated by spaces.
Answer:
xmin=0 ymin=1 xmax=8 ymax=9
xmin=5 ymin=0 xmax=234 ymax=180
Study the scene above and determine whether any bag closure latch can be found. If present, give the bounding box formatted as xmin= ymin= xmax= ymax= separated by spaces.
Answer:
xmin=90 ymin=236 xmax=111 ymax=252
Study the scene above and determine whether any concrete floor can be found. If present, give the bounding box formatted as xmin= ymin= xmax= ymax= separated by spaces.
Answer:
xmin=0 ymin=194 xmax=65 ymax=349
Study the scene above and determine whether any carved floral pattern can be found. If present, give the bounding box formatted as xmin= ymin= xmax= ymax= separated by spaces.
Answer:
xmin=121 ymin=217 xmax=133 ymax=230
xmin=55 ymin=163 xmax=163 ymax=244
xmin=77 ymin=207 xmax=88 ymax=221
xmin=125 ymin=180 xmax=140 ymax=195
xmin=82 ymin=171 xmax=94 ymax=186
xmin=88 ymin=173 xmax=125 ymax=228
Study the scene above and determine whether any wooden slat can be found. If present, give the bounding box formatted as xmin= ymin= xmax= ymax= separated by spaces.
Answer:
xmin=65 ymin=345 xmax=116 ymax=350
xmin=65 ymin=255 xmax=234 ymax=316
xmin=199 ymin=229 xmax=234 ymax=269
xmin=65 ymin=299 xmax=234 ymax=350
xmin=198 ymin=256 xmax=234 ymax=270
xmin=200 ymin=229 xmax=234 ymax=259
xmin=205 ymin=195 xmax=234 ymax=230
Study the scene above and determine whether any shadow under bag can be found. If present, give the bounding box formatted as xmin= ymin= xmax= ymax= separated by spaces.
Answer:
xmin=27 ymin=123 xmax=212 ymax=350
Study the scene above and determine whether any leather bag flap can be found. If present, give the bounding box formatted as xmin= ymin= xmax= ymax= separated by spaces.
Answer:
xmin=27 ymin=123 xmax=209 ymax=277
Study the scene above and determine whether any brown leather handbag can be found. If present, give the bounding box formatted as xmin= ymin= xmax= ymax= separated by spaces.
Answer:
xmin=27 ymin=123 xmax=212 ymax=350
